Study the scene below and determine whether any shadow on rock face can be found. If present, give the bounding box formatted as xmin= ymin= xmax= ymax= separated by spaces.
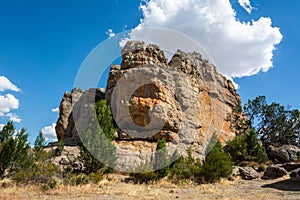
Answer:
xmin=261 ymin=179 xmax=300 ymax=191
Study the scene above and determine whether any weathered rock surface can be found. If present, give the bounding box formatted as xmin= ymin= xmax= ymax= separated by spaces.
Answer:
xmin=55 ymin=40 xmax=241 ymax=171
xmin=290 ymin=168 xmax=300 ymax=180
xmin=45 ymin=145 xmax=84 ymax=173
xmin=55 ymin=88 xmax=105 ymax=146
xmin=267 ymin=145 xmax=300 ymax=163
xmin=262 ymin=165 xmax=288 ymax=180
xmin=277 ymin=163 xmax=300 ymax=172
xmin=106 ymin=41 xmax=240 ymax=163
xmin=239 ymin=167 xmax=260 ymax=180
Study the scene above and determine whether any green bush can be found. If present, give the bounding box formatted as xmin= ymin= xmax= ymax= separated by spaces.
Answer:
xmin=130 ymin=161 xmax=159 ymax=184
xmin=201 ymin=141 xmax=233 ymax=183
xmin=64 ymin=172 xmax=103 ymax=186
xmin=169 ymin=148 xmax=202 ymax=183
xmin=225 ymin=129 xmax=268 ymax=165
xmin=0 ymin=121 xmax=30 ymax=178
xmin=12 ymin=161 xmax=60 ymax=188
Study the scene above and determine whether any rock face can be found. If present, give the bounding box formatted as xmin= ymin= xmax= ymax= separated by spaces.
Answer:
xmin=55 ymin=41 xmax=241 ymax=171
xmin=55 ymin=88 xmax=105 ymax=146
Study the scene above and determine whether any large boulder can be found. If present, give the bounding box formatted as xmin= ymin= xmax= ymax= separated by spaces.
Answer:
xmin=267 ymin=145 xmax=300 ymax=163
xmin=262 ymin=165 xmax=288 ymax=179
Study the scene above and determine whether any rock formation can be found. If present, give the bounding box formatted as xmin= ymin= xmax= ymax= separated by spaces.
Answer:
xmin=55 ymin=40 xmax=241 ymax=172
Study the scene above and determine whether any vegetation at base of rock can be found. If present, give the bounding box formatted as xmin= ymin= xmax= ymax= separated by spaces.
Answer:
xmin=0 ymin=121 xmax=31 ymax=178
xmin=130 ymin=138 xmax=171 ymax=183
xmin=226 ymin=129 xmax=268 ymax=165
xmin=131 ymin=140 xmax=233 ymax=184
xmin=79 ymin=99 xmax=117 ymax=174
xmin=169 ymin=148 xmax=202 ymax=183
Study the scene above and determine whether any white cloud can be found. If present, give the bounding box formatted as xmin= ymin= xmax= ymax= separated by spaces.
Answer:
xmin=0 ymin=93 xmax=19 ymax=116
xmin=52 ymin=107 xmax=59 ymax=113
xmin=41 ymin=123 xmax=57 ymax=141
xmin=6 ymin=113 xmax=21 ymax=123
xmin=106 ymin=29 xmax=116 ymax=38
xmin=127 ymin=0 xmax=282 ymax=78
xmin=0 ymin=76 xmax=20 ymax=92
xmin=238 ymin=0 xmax=254 ymax=14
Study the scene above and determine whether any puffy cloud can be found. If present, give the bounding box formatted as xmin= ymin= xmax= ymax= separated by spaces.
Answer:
xmin=41 ymin=123 xmax=57 ymax=141
xmin=52 ymin=107 xmax=59 ymax=113
xmin=0 ymin=76 xmax=21 ymax=123
xmin=0 ymin=76 xmax=20 ymax=92
xmin=0 ymin=94 xmax=19 ymax=116
xmin=127 ymin=0 xmax=283 ymax=78
xmin=106 ymin=29 xmax=116 ymax=38
xmin=238 ymin=0 xmax=254 ymax=14
xmin=6 ymin=113 xmax=21 ymax=123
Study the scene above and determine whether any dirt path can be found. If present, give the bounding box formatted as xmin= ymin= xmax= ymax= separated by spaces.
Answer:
xmin=1 ymin=176 xmax=299 ymax=200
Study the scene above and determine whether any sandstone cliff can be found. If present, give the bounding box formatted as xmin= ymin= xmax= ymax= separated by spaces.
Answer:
xmin=55 ymin=41 xmax=241 ymax=172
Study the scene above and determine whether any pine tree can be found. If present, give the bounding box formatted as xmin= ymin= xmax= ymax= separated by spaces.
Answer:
xmin=80 ymin=99 xmax=117 ymax=174
xmin=0 ymin=121 xmax=30 ymax=178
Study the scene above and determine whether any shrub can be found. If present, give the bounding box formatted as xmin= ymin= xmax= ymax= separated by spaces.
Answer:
xmin=225 ymin=129 xmax=268 ymax=165
xmin=201 ymin=141 xmax=233 ymax=183
xmin=12 ymin=161 xmax=60 ymax=189
xmin=130 ymin=161 xmax=159 ymax=184
xmin=64 ymin=172 xmax=103 ymax=186
xmin=169 ymin=148 xmax=202 ymax=182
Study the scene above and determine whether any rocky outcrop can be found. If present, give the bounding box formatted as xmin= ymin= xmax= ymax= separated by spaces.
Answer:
xmin=106 ymin=41 xmax=240 ymax=164
xmin=55 ymin=40 xmax=241 ymax=171
xmin=55 ymin=88 xmax=105 ymax=146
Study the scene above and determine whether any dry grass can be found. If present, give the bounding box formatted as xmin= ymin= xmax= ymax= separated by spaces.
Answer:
xmin=1 ymin=175 xmax=299 ymax=200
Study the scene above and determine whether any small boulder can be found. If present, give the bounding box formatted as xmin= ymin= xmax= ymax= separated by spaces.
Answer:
xmin=262 ymin=165 xmax=288 ymax=179
xmin=239 ymin=167 xmax=260 ymax=180
xmin=290 ymin=168 xmax=300 ymax=180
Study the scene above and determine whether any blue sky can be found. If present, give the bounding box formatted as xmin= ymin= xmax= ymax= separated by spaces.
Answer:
xmin=0 ymin=0 xmax=299 ymax=143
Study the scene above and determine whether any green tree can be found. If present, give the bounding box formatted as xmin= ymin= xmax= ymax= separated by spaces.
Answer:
xmin=244 ymin=96 xmax=300 ymax=146
xmin=226 ymin=129 xmax=268 ymax=165
xmin=34 ymin=131 xmax=46 ymax=152
xmin=0 ymin=121 xmax=30 ymax=178
xmin=154 ymin=138 xmax=170 ymax=178
xmin=201 ymin=141 xmax=233 ymax=183
xmin=80 ymin=99 xmax=117 ymax=174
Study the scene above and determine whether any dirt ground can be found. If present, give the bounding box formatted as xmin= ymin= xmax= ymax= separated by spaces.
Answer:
xmin=1 ymin=175 xmax=299 ymax=200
